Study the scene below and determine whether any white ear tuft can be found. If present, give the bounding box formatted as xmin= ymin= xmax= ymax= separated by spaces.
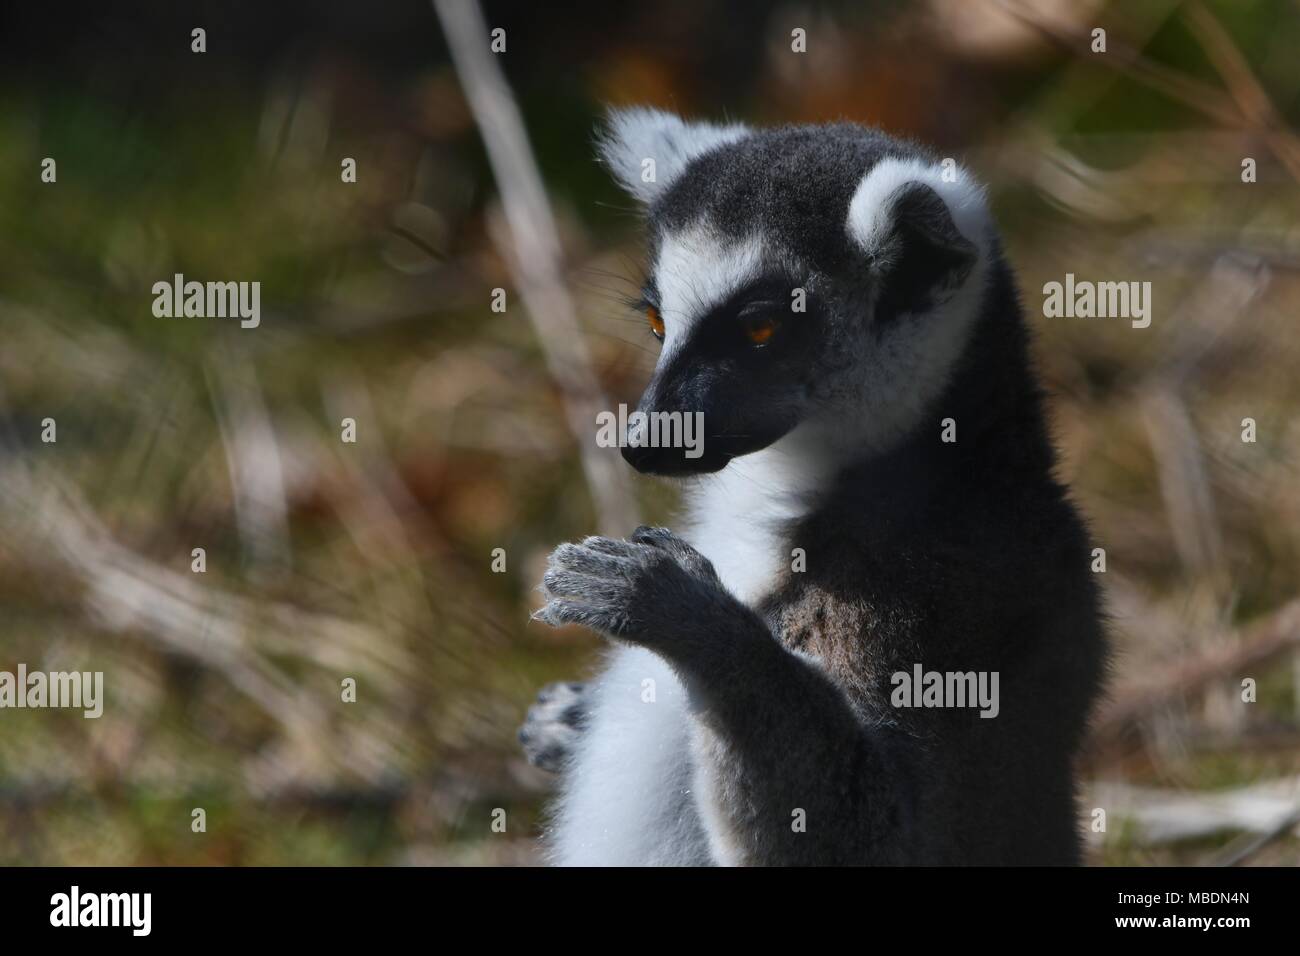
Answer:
xmin=598 ymin=107 xmax=750 ymax=204
xmin=846 ymin=156 xmax=989 ymax=258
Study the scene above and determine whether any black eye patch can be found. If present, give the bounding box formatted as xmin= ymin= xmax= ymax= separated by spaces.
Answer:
xmin=668 ymin=273 xmax=821 ymax=360
xmin=727 ymin=275 xmax=809 ymax=315
xmin=736 ymin=297 xmax=785 ymax=319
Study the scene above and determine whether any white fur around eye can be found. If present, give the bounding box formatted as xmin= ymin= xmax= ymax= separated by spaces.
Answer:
xmin=652 ymin=226 xmax=768 ymax=361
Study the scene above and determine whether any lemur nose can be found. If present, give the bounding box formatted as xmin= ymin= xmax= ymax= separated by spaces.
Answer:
xmin=620 ymin=441 xmax=660 ymax=472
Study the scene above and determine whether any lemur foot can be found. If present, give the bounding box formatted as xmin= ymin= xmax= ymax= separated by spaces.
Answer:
xmin=519 ymin=681 xmax=589 ymax=772
xmin=534 ymin=526 xmax=732 ymax=644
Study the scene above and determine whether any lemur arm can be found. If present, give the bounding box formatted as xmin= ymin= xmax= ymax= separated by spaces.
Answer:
xmin=677 ymin=615 xmax=913 ymax=866
xmin=536 ymin=526 xmax=913 ymax=866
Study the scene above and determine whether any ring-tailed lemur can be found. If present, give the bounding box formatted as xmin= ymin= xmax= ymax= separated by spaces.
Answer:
xmin=520 ymin=109 xmax=1107 ymax=865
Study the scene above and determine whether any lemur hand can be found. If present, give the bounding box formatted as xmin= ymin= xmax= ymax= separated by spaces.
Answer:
xmin=535 ymin=526 xmax=742 ymax=648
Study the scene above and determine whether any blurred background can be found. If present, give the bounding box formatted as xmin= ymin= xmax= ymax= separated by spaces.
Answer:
xmin=1 ymin=0 xmax=1299 ymax=865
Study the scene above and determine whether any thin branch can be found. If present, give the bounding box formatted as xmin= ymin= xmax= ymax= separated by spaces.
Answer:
xmin=994 ymin=0 xmax=1243 ymax=126
xmin=1091 ymin=598 xmax=1300 ymax=745
xmin=1092 ymin=776 xmax=1300 ymax=846
xmin=1183 ymin=1 xmax=1300 ymax=184
xmin=1210 ymin=802 xmax=1300 ymax=866
xmin=431 ymin=0 xmax=637 ymax=536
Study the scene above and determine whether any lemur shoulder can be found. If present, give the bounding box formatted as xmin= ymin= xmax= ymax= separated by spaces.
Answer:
xmin=519 ymin=109 xmax=1107 ymax=866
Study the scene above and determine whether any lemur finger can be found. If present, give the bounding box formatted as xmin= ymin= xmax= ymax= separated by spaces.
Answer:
xmin=631 ymin=525 xmax=701 ymax=559
xmin=630 ymin=525 xmax=676 ymax=545
xmin=578 ymin=535 xmax=642 ymax=557
xmin=518 ymin=720 xmax=578 ymax=772
xmin=519 ymin=689 xmax=585 ymax=771
xmin=542 ymin=565 xmax=633 ymax=603
xmin=526 ymin=694 xmax=586 ymax=733
xmin=630 ymin=525 xmax=717 ymax=578
xmin=533 ymin=598 xmax=633 ymax=637
xmin=573 ymin=535 xmax=672 ymax=571
xmin=550 ymin=541 xmax=636 ymax=577
xmin=535 ymin=681 xmax=587 ymax=710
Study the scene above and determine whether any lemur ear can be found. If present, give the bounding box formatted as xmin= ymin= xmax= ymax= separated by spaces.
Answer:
xmin=597 ymin=107 xmax=750 ymax=205
xmin=846 ymin=157 xmax=988 ymax=318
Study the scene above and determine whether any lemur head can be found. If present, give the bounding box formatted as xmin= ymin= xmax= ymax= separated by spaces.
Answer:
xmin=599 ymin=108 xmax=993 ymax=476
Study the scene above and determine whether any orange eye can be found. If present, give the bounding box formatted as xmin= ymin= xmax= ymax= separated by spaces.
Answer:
xmin=647 ymin=305 xmax=665 ymax=341
xmin=744 ymin=315 xmax=778 ymax=346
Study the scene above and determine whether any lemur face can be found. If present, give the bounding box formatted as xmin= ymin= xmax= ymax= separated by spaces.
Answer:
xmin=599 ymin=109 xmax=990 ymax=475
xmin=625 ymin=229 xmax=824 ymax=474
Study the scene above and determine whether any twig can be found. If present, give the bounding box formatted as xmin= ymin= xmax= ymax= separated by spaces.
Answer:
xmin=1210 ymin=802 xmax=1300 ymax=866
xmin=0 ymin=464 xmax=413 ymax=782
xmin=1092 ymin=776 xmax=1300 ymax=846
xmin=206 ymin=345 xmax=292 ymax=572
xmin=994 ymin=0 xmax=1242 ymax=126
xmin=1140 ymin=389 xmax=1224 ymax=583
xmin=1183 ymin=1 xmax=1300 ymax=184
xmin=1091 ymin=598 xmax=1300 ymax=745
xmin=431 ymin=0 xmax=638 ymax=536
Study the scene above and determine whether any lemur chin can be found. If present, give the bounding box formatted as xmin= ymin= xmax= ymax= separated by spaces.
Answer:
xmin=520 ymin=108 xmax=1108 ymax=866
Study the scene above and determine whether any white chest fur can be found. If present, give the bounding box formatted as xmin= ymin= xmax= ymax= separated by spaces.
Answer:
xmin=682 ymin=432 xmax=831 ymax=601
